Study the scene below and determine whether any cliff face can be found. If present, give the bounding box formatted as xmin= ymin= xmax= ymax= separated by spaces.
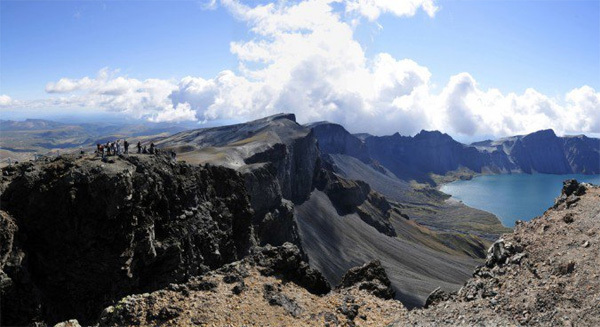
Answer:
xmin=156 ymin=114 xmax=320 ymax=251
xmin=509 ymin=129 xmax=572 ymax=174
xmin=561 ymin=135 xmax=600 ymax=174
xmin=0 ymin=154 xmax=255 ymax=325
xmin=309 ymin=122 xmax=370 ymax=163
xmin=310 ymin=122 xmax=599 ymax=184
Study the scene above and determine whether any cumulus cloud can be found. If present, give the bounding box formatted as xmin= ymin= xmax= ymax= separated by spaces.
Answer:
xmin=345 ymin=0 xmax=438 ymax=20
xmin=5 ymin=0 xmax=600 ymax=138
xmin=43 ymin=68 xmax=182 ymax=120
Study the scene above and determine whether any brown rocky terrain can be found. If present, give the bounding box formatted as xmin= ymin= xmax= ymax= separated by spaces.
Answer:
xmin=98 ymin=244 xmax=407 ymax=327
xmin=402 ymin=179 xmax=600 ymax=326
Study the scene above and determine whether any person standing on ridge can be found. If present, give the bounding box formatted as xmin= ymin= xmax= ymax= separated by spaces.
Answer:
xmin=137 ymin=141 xmax=142 ymax=154
xmin=124 ymin=140 xmax=129 ymax=154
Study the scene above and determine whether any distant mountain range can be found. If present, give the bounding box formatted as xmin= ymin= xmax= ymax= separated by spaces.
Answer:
xmin=0 ymin=119 xmax=189 ymax=163
xmin=311 ymin=122 xmax=600 ymax=184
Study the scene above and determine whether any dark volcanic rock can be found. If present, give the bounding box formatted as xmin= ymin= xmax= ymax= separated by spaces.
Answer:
xmin=554 ymin=179 xmax=587 ymax=208
xmin=314 ymin=168 xmax=396 ymax=236
xmin=315 ymin=168 xmax=371 ymax=215
xmin=263 ymin=283 xmax=304 ymax=317
xmin=0 ymin=154 xmax=255 ymax=325
xmin=424 ymin=287 xmax=451 ymax=308
xmin=252 ymin=243 xmax=330 ymax=295
xmin=338 ymin=260 xmax=395 ymax=299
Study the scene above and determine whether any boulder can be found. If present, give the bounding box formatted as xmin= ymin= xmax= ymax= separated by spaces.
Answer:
xmin=424 ymin=287 xmax=451 ymax=308
xmin=252 ymin=243 xmax=330 ymax=295
xmin=338 ymin=260 xmax=395 ymax=299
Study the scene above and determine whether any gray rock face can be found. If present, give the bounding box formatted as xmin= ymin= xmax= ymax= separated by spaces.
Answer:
xmin=562 ymin=135 xmax=600 ymax=174
xmin=313 ymin=168 xmax=396 ymax=236
xmin=308 ymin=122 xmax=370 ymax=163
xmin=0 ymin=154 xmax=255 ymax=325
xmin=509 ymin=129 xmax=572 ymax=174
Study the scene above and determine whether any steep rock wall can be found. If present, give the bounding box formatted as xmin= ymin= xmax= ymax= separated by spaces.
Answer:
xmin=0 ymin=154 xmax=255 ymax=325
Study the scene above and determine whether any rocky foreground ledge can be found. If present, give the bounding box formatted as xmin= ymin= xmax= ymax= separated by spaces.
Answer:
xmin=401 ymin=179 xmax=600 ymax=326
xmin=49 ymin=179 xmax=600 ymax=327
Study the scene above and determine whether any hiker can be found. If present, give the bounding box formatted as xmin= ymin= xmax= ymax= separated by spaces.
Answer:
xmin=101 ymin=144 xmax=106 ymax=159
xmin=96 ymin=144 xmax=101 ymax=156
xmin=124 ymin=140 xmax=129 ymax=154
xmin=111 ymin=142 xmax=117 ymax=156
xmin=137 ymin=141 xmax=142 ymax=154
xmin=142 ymin=145 xmax=148 ymax=154
xmin=149 ymin=143 xmax=155 ymax=154
xmin=106 ymin=142 xmax=111 ymax=155
xmin=116 ymin=140 xmax=121 ymax=155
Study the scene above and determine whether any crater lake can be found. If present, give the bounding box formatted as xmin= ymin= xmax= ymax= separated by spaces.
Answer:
xmin=440 ymin=174 xmax=600 ymax=227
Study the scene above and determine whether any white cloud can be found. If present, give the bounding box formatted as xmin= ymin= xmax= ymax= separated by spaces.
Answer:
xmin=345 ymin=0 xmax=438 ymax=20
xmin=0 ymin=95 xmax=13 ymax=106
xmin=148 ymin=103 xmax=197 ymax=123
xmin=4 ymin=0 xmax=599 ymax=137
xmin=42 ymin=68 xmax=181 ymax=120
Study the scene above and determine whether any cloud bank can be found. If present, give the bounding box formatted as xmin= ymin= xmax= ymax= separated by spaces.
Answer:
xmin=2 ymin=0 xmax=599 ymax=137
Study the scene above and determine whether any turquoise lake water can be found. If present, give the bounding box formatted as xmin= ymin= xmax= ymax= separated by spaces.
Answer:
xmin=440 ymin=174 xmax=600 ymax=227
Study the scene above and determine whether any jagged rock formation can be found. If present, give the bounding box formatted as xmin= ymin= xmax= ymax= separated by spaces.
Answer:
xmin=337 ymin=260 xmax=395 ymax=299
xmin=313 ymin=168 xmax=397 ymax=236
xmin=156 ymin=114 xmax=319 ymax=251
xmin=0 ymin=154 xmax=256 ymax=325
xmin=97 ymin=244 xmax=407 ymax=327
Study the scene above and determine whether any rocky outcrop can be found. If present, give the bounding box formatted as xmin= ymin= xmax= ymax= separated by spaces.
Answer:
xmin=250 ymin=243 xmax=330 ymax=295
xmin=314 ymin=168 xmax=397 ymax=236
xmin=554 ymin=179 xmax=587 ymax=209
xmin=0 ymin=154 xmax=255 ymax=325
xmin=338 ymin=260 xmax=395 ymax=299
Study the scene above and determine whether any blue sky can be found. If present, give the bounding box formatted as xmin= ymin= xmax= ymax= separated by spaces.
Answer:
xmin=1 ymin=0 xmax=599 ymax=138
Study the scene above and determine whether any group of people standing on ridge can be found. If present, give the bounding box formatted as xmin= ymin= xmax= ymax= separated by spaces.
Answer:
xmin=96 ymin=140 xmax=157 ymax=159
